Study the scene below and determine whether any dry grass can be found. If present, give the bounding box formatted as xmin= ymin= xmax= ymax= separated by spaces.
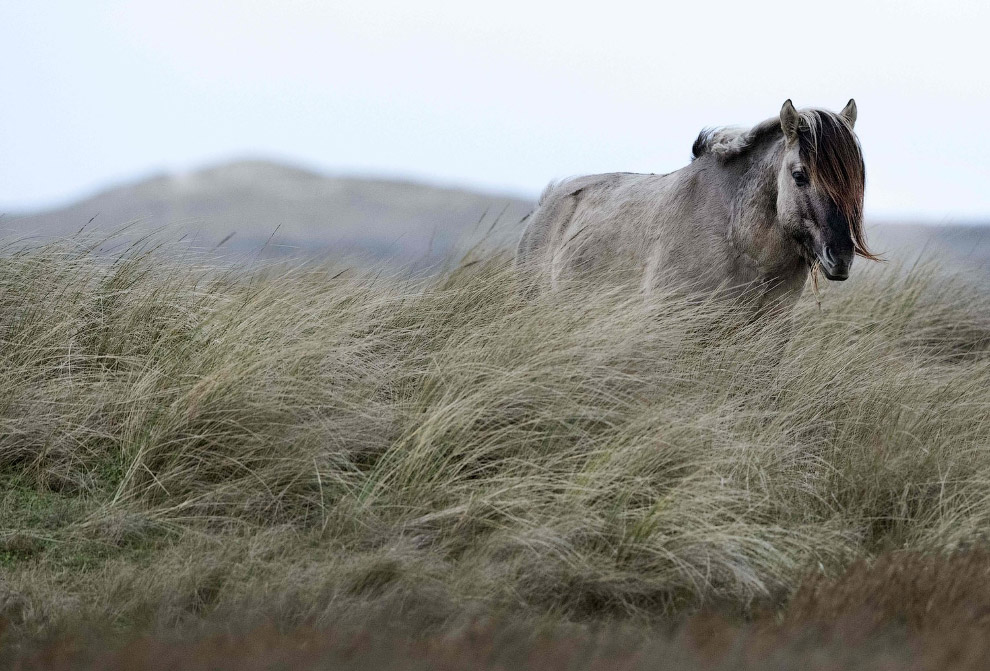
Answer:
xmin=2 ymin=235 xmax=990 ymax=666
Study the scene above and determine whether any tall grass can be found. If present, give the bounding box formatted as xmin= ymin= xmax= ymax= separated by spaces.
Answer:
xmin=2 ymin=236 xmax=990 ymax=638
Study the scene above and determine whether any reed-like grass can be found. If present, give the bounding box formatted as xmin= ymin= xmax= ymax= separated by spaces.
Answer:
xmin=2 ymin=237 xmax=990 ymax=641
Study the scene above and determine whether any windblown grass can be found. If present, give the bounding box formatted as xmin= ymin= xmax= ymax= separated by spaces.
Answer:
xmin=2 ymin=236 xmax=990 ymax=658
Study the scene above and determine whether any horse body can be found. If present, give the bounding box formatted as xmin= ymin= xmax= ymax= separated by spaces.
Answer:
xmin=516 ymin=100 xmax=873 ymax=314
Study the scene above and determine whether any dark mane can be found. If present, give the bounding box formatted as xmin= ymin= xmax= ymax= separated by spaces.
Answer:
xmin=690 ymin=117 xmax=784 ymax=162
xmin=691 ymin=108 xmax=877 ymax=261
xmin=691 ymin=128 xmax=717 ymax=160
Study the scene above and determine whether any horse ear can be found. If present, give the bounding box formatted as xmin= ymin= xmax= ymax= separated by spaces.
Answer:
xmin=780 ymin=99 xmax=799 ymax=144
xmin=840 ymin=98 xmax=857 ymax=128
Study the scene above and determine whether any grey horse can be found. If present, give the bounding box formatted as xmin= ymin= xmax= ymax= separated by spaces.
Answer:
xmin=516 ymin=100 xmax=877 ymax=314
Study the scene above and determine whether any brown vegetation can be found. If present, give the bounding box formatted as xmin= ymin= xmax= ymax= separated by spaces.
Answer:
xmin=8 ymin=552 xmax=990 ymax=669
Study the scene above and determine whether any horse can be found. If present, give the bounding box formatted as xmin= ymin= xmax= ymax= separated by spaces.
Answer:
xmin=515 ymin=100 xmax=878 ymax=315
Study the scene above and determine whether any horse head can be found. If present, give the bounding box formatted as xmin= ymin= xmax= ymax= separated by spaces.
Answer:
xmin=775 ymin=99 xmax=877 ymax=280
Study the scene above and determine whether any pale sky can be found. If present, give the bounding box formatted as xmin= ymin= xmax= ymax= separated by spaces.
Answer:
xmin=2 ymin=0 xmax=988 ymax=220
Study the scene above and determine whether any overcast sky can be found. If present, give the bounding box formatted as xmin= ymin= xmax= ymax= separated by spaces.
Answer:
xmin=2 ymin=0 xmax=988 ymax=220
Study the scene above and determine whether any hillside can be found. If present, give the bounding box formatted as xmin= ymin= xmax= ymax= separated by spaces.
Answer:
xmin=3 ymin=160 xmax=533 ymax=262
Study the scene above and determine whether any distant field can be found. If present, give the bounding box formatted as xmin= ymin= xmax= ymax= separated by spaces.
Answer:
xmin=3 ymin=236 xmax=990 ymax=668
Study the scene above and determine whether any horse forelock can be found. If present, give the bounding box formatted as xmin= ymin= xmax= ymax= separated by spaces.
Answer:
xmin=797 ymin=110 xmax=877 ymax=261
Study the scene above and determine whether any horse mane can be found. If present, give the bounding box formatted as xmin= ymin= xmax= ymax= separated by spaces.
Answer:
xmin=692 ymin=108 xmax=877 ymax=261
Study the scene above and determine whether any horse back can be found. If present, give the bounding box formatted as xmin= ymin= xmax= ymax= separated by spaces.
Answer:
xmin=518 ymin=169 xmax=720 ymax=290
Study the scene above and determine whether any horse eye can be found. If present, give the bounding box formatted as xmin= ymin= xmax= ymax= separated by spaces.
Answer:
xmin=792 ymin=171 xmax=808 ymax=186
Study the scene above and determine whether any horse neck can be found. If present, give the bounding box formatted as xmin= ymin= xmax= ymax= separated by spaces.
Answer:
xmin=725 ymin=142 xmax=799 ymax=274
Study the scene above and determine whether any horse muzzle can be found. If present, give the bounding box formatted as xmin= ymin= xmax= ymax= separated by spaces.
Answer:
xmin=816 ymin=247 xmax=852 ymax=281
